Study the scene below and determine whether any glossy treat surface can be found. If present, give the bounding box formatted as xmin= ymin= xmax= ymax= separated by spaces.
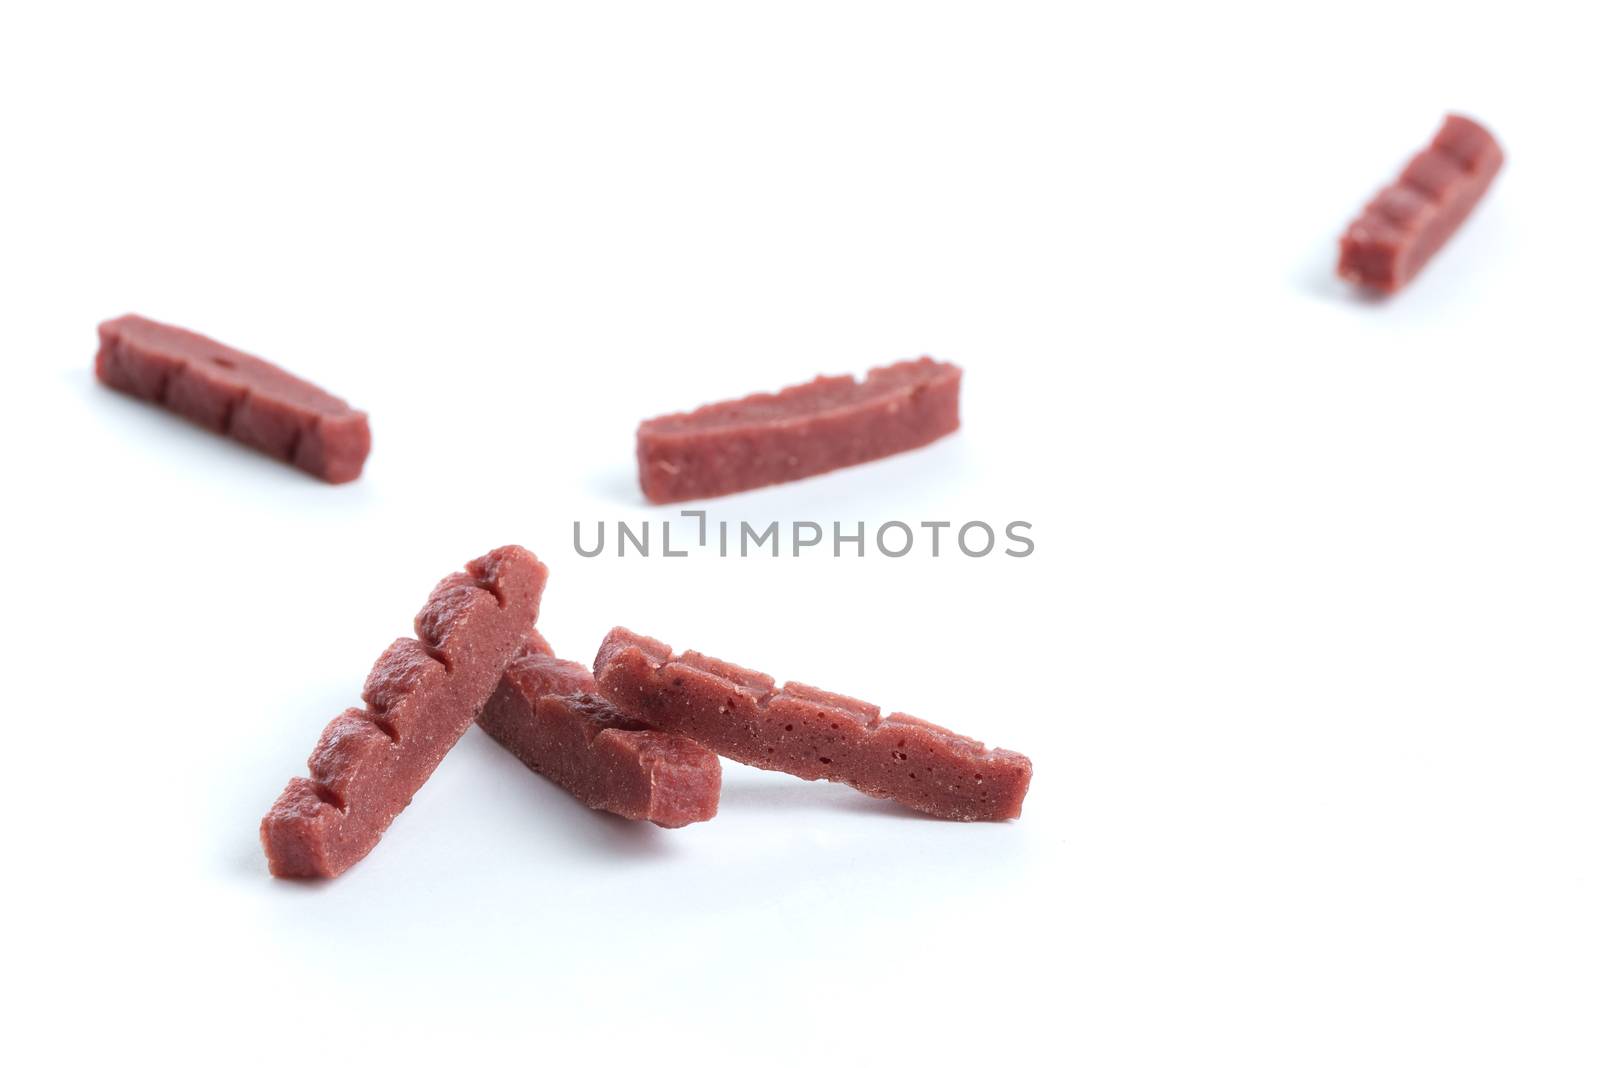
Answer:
xmin=260 ymin=546 xmax=547 ymax=877
xmin=636 ymin=357 xmax=960 ymax=503
xmin=1338 ymin=114 xmax=1504 ymax=293
xmin=595 ymin=627 xmax=1030 ymax=820
xmin=479 ymin=643 xmax=720 ymax=828
xmin=95 ymin=314 xmax=371 ymax=482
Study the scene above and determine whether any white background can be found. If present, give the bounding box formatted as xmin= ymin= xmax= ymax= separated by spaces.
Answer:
xmin=2 ymin=1 xmax=1595 ymax=1064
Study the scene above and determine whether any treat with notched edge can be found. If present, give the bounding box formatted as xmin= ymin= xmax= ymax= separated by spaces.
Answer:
xmin=261 ymin=546 xmax=547 ymax=878
xmin=594 ymin=627 xmax=1031 ymax=821
xmin=95 ymin=314 xmax=371 ymax=482
xmin=478 ymin=637 xmax=721 ymax=828
xmin=1338 ymin=114 xmax=1504 ymax=294
xmin=636 ymin=357 xmax=961 ymax=503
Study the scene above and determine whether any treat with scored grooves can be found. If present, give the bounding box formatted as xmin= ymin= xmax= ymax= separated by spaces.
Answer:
xmin=478 ymin=637 xmax=721 ymax=828
xmin=95 ymin=314 xmax=371 ymax=482
xmin=1338 ymin=114 xmax=1504 ymax=294
xmin=594 ymin=627 xmax=1031 ymax=821
xmin=260 ymin=546 xmax=547 ymax=878
xmin=636 ymin=357 xmax=961 ymax=504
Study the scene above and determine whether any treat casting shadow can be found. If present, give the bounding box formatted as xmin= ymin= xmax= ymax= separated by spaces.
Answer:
xmin=88 ymin=378 xmax=336 ymax=490
xmin=469 ymin=729 xmax=679 ymax=861
xmin=716 ymin=773 xmax=942 ymax=822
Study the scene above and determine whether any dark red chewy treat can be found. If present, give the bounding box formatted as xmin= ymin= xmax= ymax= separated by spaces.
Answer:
xmin=594 ymin=627 xmax=1031 ymax=821
xmin=636 ymin=357 xmax=960 ymax=503
xmin=478 ymin=641 xmax=721 ymax=828
xmin=95 ymin=314 xmax=371 ymax=482
xmin=1338 ymin=114 xmax=1504 ymax=293
xmin=260 ymin=546 xmax=547 ymax=877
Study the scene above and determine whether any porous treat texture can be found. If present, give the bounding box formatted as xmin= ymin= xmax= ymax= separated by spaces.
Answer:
xmin=595 ymin=627 xmax=1031 ymax=821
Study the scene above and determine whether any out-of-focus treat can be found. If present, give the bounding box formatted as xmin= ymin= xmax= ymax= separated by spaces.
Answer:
xmin=95 ymin=314 xmax=371 ymax=482
xmin=636 ymin=357 xmax=960 ymax=503
xmin=1338 ymin=114 xmax=1504 ymax=293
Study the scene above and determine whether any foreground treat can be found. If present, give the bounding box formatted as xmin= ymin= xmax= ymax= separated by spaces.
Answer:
xmin=478 ymin=641 xmax=721 ymax=828
xmin=95 ymin=314 xmax=371 ymax=482
xmin=636 ymin=357 xmax=961 ymax=503
xmin=595 ymin=628 xmax=1030 ymax=820
xmin=1338 ymin=114 xmax=1504 ymax=293
xmin=261 ymin=546 xmax=547 ymax=877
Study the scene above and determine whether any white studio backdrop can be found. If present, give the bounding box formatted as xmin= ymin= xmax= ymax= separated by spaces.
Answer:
xmin=1 ymin=2 xmax=1595 ymax=1065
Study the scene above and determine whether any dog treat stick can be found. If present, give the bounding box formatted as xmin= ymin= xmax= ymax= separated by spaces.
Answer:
xmin=261 ymin=546 xmax=547 ymax=877
xmin=595 ymin=627 xmax=1031 ymax=821
xmin=636 ymin=357 xmax=960 ymax=503
xmin=96 ymin=314 xmax=371 ymax=482
xmin=479 ymin=640 xmax=721 ymax=828
xmin=1338 ymin=114 xmax=1504 ymax=293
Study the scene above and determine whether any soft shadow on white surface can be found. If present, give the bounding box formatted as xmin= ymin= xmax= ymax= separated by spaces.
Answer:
xmin=86 ymin=376 xmax=302 ymax=482
xmin=243 ymin=729 xmax=682 ymax=891
xmin=717 ymin=772 xmax=940 ymax=820
xmin=80 ymin=369 xmax=379 ymax=499
xmin=469 ymin=736 xmax=677 ymax=860
xmin=1294 ymin=197 xmax=1507 ymax=309
xmin=1297 ymin=256 xmax=1389 ymax=306
xmin=11 ymin=7 xmax=1598 ymax=1064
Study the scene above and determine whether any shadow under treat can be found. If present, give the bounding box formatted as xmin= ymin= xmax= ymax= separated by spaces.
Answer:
xmin=717 ymin=773 xmax=941 ymax=822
